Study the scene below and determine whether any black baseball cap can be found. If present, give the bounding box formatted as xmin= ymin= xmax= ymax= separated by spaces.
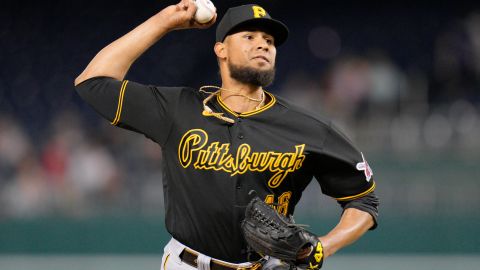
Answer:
xmin=216 ymin=4 xmax=289 ymax=46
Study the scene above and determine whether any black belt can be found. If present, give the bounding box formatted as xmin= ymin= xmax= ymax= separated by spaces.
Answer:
xmin=179 ymin=249 xmax=261 ymax=270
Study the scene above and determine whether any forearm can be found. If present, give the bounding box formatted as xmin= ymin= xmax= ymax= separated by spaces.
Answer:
xmin=319 ymin=208 xmax=374 ymax=258
xmin=74 ymin=0 xmax=216 ymax=86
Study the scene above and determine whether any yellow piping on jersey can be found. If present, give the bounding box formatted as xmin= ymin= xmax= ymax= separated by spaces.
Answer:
xmin=217 ymin=91 xmax=276 ymax=117
xmin=111 ymin=80 xmax=128 ymax=126
xmin=335 ymin=181 xmax=376 ymax=201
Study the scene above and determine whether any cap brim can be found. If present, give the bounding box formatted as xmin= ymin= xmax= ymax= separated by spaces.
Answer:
xmin=222 ymin=18 xmax=289 ymax=47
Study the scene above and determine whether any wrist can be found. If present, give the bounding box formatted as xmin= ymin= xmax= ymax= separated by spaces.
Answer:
xmin=318 ymin=236 xmax=337 ymax=259
xmin=153 ymin=10 xmax=177 ymax=34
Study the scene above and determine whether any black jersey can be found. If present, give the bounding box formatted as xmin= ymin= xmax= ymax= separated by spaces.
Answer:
xmin=75 ymin=77 xmax=377 ymax=263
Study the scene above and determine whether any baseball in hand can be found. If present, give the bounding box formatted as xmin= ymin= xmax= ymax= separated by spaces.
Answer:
xmin=193 ymin=0 xmax=216 ymax=24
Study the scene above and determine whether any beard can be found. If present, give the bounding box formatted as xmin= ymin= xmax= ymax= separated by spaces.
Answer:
xmin=228 ymin=62 xmax=276 ymax=87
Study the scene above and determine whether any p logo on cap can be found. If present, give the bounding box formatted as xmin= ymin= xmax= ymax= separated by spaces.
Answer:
xmin=215 ymin=4 xmax=289 ymax=46
xmin=252 ymin=6 xmax=267 ymax=18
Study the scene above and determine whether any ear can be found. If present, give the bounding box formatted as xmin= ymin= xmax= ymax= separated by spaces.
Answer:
xmin=214 ymin=42 xmax=227 ymax=60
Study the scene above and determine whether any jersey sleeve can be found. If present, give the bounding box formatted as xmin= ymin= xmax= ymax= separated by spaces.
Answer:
xmin=313 ymin=122 xmax=376 ymax=201
xmin=75 ymin=76 xmax=181 ymax=146
xmin=338 ymin=191 xmax=379 ymax=229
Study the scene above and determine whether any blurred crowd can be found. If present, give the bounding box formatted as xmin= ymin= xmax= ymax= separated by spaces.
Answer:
xmin=1 ymin=4 xmax=480 ymax=219
xmin=0 ymin=112 xmax=165 ymax=218
xmin=281 ymin=11 xmax=480 ymax=152
xmin=281 ymin=53 xmax=480 ymax=153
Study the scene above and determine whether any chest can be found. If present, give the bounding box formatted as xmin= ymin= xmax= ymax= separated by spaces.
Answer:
xmin=172 ymin=116 xmax=310 ymax=187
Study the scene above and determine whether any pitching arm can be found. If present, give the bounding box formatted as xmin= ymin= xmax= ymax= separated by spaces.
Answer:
xmin=74 ymin=0 xmax=216 ymax=85
xmin=317 ymin=207 xmax=374 ymax=259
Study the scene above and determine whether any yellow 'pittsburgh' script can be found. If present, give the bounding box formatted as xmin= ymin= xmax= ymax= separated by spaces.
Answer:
xmin=178 ymin=129 xmax=306 ymax=188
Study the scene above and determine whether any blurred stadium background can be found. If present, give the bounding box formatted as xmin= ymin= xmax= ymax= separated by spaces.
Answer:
xmin=1 ymin=0 xmax=480 ymax=269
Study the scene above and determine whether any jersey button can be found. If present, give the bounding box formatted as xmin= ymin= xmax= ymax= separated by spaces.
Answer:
xmin=236 ymin=184 xmax=242 ymax=189
xmin=238 ymin=134 xmax=244 ymax=139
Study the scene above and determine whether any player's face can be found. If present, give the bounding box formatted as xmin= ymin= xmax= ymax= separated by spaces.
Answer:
xmin=224 ymin=30 xmax=277 ymax=72
xmin=219 ymin=30 xmax=277 ymax=87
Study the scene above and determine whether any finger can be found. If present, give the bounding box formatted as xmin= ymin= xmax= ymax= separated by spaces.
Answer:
xmin=179 ymin=0 xmax=189 ymax=10
xmin=174 ymin=0 xmax=187 ymax=11
xmin=185 ymin=0 xmax=198 ymax=18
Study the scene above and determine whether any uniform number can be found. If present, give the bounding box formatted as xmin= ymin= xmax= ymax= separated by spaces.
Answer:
xmin=264 ymin=191 xmax=292 ymax=216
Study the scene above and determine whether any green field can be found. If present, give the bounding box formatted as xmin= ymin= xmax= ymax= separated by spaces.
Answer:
xmin=1 ymin=255 xmax=479 ymax=270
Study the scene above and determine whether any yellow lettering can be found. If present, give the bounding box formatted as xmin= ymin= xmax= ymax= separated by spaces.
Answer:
xmin=277 ymin=192 xmax=291 ymax=215
xmin=313 ymin=242 xmax=323 ymax=264
xmin=268 ymin=171 xmax=288 ymax=188
xmin=252 ymin=6 xmax=266 ymax=18
xmin=264 ymin=192 xmax=291 ymax=216
xmin=178 ymin=129 xmax=306 ymax=189
xmin=235 ymin=144 xmax=251 ymax=175
xmin=178 ymin=129 xmax=208 ymax=168
xmin=264 ymin=195 xmax=275 ymax=205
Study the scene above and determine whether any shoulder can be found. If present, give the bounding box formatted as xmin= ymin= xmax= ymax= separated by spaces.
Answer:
xmin=75 ymin=76 xmax=198 ymax=95
xmin=272 ymin=93 xmax=334 ymax=130
xmin=126 ymin=82 xmax=202 ymax=101
xmin=272 ymin=93 xmax=359 ymax=150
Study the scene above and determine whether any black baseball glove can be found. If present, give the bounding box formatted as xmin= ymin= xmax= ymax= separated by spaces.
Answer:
xmin=241 ymin=197 xmax=324 ymax=269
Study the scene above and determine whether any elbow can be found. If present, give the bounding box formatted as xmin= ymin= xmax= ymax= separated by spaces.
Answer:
xmin=339 ymin=191 xmax=379 ymax=230
xmin=74 ymin=77 xmax=81 ymax=87
xmin=74 ymin=74 xmax=87 ymax=87
xmin=74 ymin=73 xmax=100 ymax=87
xmin=74 ymin=69 xmax=97 ymax=86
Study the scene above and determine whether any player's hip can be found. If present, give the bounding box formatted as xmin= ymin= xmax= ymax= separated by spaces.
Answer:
xmin=160 ymin=238 xmax=261 ymax=270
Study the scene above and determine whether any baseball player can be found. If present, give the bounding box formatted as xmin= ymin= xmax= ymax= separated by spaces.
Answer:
xmin=74 ymin=1 xmax=379 ymax=269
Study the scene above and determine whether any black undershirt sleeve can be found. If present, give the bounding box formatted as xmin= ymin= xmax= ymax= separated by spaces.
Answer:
xmin=338 ymin=191 xmax=379 ymax=230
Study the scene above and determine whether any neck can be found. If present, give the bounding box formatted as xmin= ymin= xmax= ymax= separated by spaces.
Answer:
xmin=220 ymin=79 xmax=265 ymax=113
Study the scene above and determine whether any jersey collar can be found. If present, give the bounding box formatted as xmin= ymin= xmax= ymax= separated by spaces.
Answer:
xmin=216 ymin=91 xmax=276 ymax=118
